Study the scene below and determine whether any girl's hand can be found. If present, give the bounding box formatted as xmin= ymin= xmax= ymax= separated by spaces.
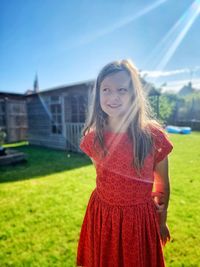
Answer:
xmin=160 ymin=224 xmax=171 ymax=247
xmin=151 ymin=192 xmax=165 ymax=213
xmin=154 ymin=202 xmax=165 ymax=213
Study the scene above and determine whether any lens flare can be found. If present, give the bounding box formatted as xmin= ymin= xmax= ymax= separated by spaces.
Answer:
xmin=144 ymin=0 xmax=200 ymax=83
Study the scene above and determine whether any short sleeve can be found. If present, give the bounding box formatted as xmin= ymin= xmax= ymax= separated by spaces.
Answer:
xmin=79 ymin=132 xmax=94 ymax=158
xmin=153 ymin=128 xmax=173 ymax=165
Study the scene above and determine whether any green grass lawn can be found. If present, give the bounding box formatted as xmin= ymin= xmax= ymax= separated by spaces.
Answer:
xmin=0 ymin=132 xmax=200 ymax=267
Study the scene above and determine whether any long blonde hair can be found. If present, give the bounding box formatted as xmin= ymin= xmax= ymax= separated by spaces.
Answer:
xmin=82 ymin=59 xmax=163 ymax=173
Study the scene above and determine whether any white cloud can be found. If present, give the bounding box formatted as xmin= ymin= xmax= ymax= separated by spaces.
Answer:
xmin=141 ymin=67 xmax=200 ymax=78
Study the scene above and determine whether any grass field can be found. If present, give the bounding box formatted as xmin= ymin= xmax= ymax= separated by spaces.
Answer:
xmin=0 ymin=132 xmax=200 ymax=267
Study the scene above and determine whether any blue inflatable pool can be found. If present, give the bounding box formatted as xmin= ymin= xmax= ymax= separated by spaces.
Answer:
xmin=165 ymin=125 xmax=192 ymax=134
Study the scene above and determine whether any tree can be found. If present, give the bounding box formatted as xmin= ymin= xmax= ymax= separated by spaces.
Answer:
xmin=158 ymin=93 xmax=177 ymax=124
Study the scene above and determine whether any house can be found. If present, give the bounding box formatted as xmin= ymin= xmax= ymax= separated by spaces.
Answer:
xmin=178 ymin=81 xmax=197 ymax=96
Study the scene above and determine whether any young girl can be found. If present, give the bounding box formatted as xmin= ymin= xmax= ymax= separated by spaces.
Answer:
xmin=76 ymin=59 xmax=173 ymax=267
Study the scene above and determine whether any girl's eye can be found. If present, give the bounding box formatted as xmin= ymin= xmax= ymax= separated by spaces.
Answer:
xmin=119 ymin=88 xmax=128 ymax=92
xmin=102 ymin=88 xmax=109 ymax=92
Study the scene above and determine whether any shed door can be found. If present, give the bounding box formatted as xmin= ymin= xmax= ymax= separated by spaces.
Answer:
xmin=6 ymin=99 xmax=28 ymax=142
xmin=64 ymin=94 xmax=87 ymax=123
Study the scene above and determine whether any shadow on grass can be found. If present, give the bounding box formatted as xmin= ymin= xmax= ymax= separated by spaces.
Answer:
xmin=0 ymin=144 xmax=92 ymax=183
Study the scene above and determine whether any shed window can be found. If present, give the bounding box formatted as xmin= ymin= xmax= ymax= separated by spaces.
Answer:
xmin=71 ymin=95 xmax=87 ymax=123
xmin=49 ymin=96 xmax=62 ymax=134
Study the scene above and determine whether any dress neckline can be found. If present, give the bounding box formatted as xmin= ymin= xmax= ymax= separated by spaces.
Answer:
xmin=104 ymin=130 xmax=128 ymax=135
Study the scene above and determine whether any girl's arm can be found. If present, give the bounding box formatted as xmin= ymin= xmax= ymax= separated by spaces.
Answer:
xmin=154 ymin=156 xmax=170 ymax=221
xmin=153 ymin=156 xmax=171 ymax=246
xmin=91 ymin=158 xmax=96 ymax=166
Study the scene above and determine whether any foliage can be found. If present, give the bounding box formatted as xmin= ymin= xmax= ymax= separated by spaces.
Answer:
xmin=159 ymin=93 xmax=177 ymax=123
xmin=151 ymin=90 xmax=200 ymax=124
xmin=178 ymin=91 xmax=200 ymax=121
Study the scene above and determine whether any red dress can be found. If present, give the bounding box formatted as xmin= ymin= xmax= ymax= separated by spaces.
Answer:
xmin=76 ymin=128 xmax=173 ymax=267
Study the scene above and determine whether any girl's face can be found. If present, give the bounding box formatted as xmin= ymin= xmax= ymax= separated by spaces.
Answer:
xmin=99 ymin=70 xmax=133 ymax=119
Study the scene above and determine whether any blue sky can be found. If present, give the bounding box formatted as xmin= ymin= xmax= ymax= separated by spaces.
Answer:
xmin=1 ymin=0 xmax=200 ymax=93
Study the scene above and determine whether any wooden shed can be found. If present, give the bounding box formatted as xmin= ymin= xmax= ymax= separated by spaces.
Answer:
xmin=26 ymin=80 xmax=93 ymax=151
xmin=0 ymin=92 xmax=28 ymax=143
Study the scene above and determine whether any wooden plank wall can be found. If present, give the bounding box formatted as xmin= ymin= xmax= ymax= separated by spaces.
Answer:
xmin=6 ymin=99 xmax=28 ymax=142
xmin=27 ymin=95 xmax=66 ymax=149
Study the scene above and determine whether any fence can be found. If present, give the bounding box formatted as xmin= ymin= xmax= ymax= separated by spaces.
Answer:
xmin=65 ymin=122 xmax=85 ymax=152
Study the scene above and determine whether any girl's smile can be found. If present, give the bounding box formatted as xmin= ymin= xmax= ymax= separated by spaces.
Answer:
xmin=108 ymin=104 xmax=122 ymax=108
